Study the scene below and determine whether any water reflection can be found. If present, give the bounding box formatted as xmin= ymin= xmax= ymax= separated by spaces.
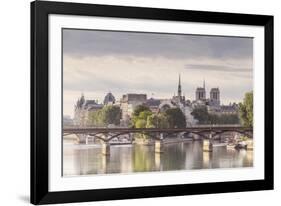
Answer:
xmin=63 ymin=140 xmax=253 ymax=176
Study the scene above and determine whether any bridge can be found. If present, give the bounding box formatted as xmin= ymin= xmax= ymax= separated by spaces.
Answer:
xmin=63 ymin=125 xmax=253 ymax=155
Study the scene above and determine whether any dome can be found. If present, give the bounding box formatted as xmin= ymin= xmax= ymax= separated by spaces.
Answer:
xmin=103 ymin=92 xmax=116 ymax=105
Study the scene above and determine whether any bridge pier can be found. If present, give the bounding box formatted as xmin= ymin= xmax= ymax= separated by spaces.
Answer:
xmin=203 ymin=139 xmax=213 ymax=152
xmin=101 ymin=142 xmax=110 ymax=155
xmin=155 ymin=153 xmax=161 ymax=170
xmin=246 ymin=139 xmax=254 ymax=150
xmin=77 ymin=134 xmax=87 ymax=144
xmin=155 ymin=139 xmax=164 ymax=153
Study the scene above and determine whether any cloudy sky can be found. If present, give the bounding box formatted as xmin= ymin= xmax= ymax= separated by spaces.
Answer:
xmin=63 ymin=29 xmax=253 ymax=117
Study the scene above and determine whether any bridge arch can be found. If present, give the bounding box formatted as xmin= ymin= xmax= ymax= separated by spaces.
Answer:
xmin=211 ymin=130 xmax=253 ymax=139
xmin=181 ymin=131 xmax=209 ymax=139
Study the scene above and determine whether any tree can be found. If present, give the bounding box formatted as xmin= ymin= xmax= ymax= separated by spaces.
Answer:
xmin=138 ymin=111 xmax=152 ymax=121
xmin=87 ymin=110 xmax=103 ymax=126
xmin=191 ymin=106 xmax=209 ymax=124
xmin=135 ymin=119 xmax=147 ymax=128
xmin=165 ymin=108 xmax=186 ymax=128
xmin=209 ymin=113 xmax=239 ymax=124
xmin=191 ymin=106 xmax=240 ymax=125
xmin=102 ymin=105 xmax=122 ymax=126
xmin=132 ymin=105 xmax=151 ymax=117
xmin=132 ymin=105 xmax=151 ymax=127
xmin=239 ymin=91 xmax=253 ymax=127
xmin=87 ymin=105 xmax=121 ymax=127
xmin=146 ymin=113 xmax=169 ymax=128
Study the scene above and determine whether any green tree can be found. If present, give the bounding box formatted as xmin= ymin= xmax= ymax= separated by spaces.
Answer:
xmin=132 ymin=105 xmax=151 ymax=127
xmin=146 ymin=113 xmax=169 ymax=128
xmin=210 ymin=113 xmax=240 ymax=124
xmin=87 ymin=105 xmax=121 ymax=127
xmin=165 ymin=108 xmax=186 ymax=128
xmin=132 ymin=105 xmax=151 ymax=117
xmin=239 ymin=91 xmax=253 ymax=127
xmin=138 ymin=111 xmax=152 ymax=121
xmin=87 ymin=110 xmax=103 ymax=126
xmin=191 ymin=106 xmax=209 ymax=124
xmin=102 ymin=105 xmax=121 ymax=126
xmin=135 ymin=119 xmax=147 ymax=128
xmin=191 ymin=106 xmax=240 ymax=125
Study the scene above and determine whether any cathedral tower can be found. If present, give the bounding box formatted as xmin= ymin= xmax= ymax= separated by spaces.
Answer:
xmin=195 ymin=80 xmax=206 ymax=101
xmin=178 ymin=74 xmax=182 ymax=97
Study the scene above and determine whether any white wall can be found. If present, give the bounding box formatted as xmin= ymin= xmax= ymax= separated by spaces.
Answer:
xmin=0 ymin=0 xmax=279 ymax=205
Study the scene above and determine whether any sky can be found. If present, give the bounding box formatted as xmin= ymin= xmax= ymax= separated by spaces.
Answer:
xmin=63 ymin=29 xmax=253 ymax=117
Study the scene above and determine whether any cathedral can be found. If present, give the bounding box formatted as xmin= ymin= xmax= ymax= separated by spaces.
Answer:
xmin=71 ymin=74 xmax=237 ymax=127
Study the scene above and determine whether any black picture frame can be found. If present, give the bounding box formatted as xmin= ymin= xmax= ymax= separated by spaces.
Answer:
xmin=31 ymin=0 xmax=274 ymax=204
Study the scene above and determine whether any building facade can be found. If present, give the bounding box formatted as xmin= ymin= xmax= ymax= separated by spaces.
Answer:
xmin=209 ymin=88 xmax=220 ymax=106
xmin=74 ymin=94 xmax=104 ymax=126
xmin=72 ymin=75 xmax=239 ymax=127
xmin=120 ymin=93 xmax=147 ymax=122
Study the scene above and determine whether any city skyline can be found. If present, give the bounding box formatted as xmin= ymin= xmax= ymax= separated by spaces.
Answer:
xmin=63 ymin=29 xmax=253 ymax=117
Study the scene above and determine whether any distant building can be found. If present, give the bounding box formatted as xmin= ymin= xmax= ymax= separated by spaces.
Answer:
xmin=193 ymin=81 xmax=239 ymax=117
xmin=74 ymin=94 xmax=103 ymax=126
xmin=220 ymin=103 xmax=239 ymax=115
xmin=194 ymin=81 xmax=221 ymax=107
xmin=72 ymin=76 xmax=240 ymax=127
xmin=145 ymin=98 xmax=161 ymax=113
xmin=172 ymin=74 xmax=186 ymax=105
xmin=209 ymin=88 xmax=220 ymax=106
xmin=120 ymin=93 xmax=147 ymax=121
xmin=103 ymin=92 xmax=116 ymax=105
xmin=196 ymin=80 xmax=206 ymax=101
xmin=208 ymin=103 xmax=238 ymax=115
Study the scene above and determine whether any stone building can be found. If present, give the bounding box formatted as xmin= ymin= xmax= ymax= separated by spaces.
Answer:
xmin=145 ymin=98 xmax=161 ymax=113
xmin=220 ymin=103 xmax=239 ymax=115
xmin=209 ymin=88 xmax=220 ymax=106
xmin=195 ymin=80 xmax=206 ymax=102
xmin=72 ymin=76 xmax=239 ymax=127
xmin=74 ymin=94 xmax=103 ymax=126
xmin=120 ymin=93 xmax=147 ymax=121
xmin=103 ymin=92 xmax=116 ymax=105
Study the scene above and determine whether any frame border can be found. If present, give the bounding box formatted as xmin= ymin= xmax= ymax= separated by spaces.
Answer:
xmin=31 ymin=1 xmax=274 ymax=204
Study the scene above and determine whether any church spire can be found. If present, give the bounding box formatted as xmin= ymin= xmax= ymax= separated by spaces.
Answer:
xmin=178 ymin=74 xmax=182 ymax=97
xmin=203 ymin=79 xmax=205 ymax=90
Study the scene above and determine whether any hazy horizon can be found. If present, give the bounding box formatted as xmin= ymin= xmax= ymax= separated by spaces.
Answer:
xmin=63 ymin=29 xmax=253 ymax=118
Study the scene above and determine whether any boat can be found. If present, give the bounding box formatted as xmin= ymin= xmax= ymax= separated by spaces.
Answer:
xmin=226 ymin=144 xmax=236 ymax=150
xmin=235 ymin=141 xmax=248 ymax=150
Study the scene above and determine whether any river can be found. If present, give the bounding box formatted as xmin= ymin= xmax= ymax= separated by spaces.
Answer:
xmin=63 ymin=138 xmax=253 ymax=176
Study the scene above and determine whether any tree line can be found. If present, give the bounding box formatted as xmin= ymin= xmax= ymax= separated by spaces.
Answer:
xmin=191 ymin=91 xmax=253 ymax=127
xmin=86 ymin=91 xmax=253 ymax=128
xmin=191 ymin=106 xmax=240 ymax=125
xmin=132 ymin=105 xmax=186 ymax=129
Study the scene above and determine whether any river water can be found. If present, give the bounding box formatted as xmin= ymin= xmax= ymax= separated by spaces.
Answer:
xmin=63 ymin=138 xmax=253 ymax=176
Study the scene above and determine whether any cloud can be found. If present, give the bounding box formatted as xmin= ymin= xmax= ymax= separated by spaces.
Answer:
xmin=185 ymin=63 xmax=251 ymax=72
xmin=62 ymin=29 xmax=253 ymax=117
xmin=63 ymin=29 xmax=253 ymax=60
xmin=63 ymin=55 xmax=252 ymax=100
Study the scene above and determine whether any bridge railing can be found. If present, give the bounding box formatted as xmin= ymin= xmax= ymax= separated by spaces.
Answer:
xmin=63 ymin=125 xmax=253 ymax=134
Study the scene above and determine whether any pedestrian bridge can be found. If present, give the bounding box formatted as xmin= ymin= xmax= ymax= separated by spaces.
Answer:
xmin=63 ymin=125 xmax=253 ymax=142
xmin=63 ymin=125 xmax=253 ymax=155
